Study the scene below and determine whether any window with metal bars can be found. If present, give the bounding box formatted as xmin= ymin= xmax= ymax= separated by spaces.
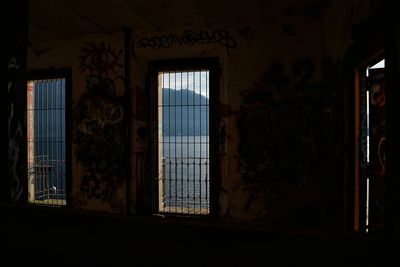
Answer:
xmin=151 ymin=59 xmax=220 ymax=216
xmin=27 ymin=76 xmax=69 ymax=206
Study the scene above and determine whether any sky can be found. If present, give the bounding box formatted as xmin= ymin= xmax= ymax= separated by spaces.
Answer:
xmin=159 ymin=70 xmax=209 ymax=98
xmin=369 ymin=59 xmax=385 ymax=69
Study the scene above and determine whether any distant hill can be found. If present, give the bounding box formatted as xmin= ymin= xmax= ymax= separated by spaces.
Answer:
xmin=162 ymin=88 xmax=209 ymax=136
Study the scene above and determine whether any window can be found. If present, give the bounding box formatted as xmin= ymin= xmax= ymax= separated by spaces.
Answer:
xmin=355 ymin=56 xmax=385 ymax=232
xmin=27 ymin=73 xmax=70 ymax=206
xmin=150 ymin=58 xmax=220 ymax=216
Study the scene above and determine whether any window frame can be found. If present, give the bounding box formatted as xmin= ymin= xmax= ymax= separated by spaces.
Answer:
xmin=26 ymin=68 xmax=72 ymax=207
xmin=148 ymin=58 xmax=220 ymax=218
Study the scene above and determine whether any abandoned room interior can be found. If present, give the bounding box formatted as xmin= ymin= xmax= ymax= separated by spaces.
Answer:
xmin=4 ymin=0 xmax=400 ymax=265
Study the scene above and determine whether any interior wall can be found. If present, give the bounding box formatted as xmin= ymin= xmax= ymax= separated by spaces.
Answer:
xmin=133 ymin=19 xmax=327 ymax=226
xmin=28 ymin=33 xmax=129 ymax=213
xmin=24 ymin=0 xmax=381 ymax=229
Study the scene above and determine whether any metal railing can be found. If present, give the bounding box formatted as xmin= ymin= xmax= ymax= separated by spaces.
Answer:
xmin=28 ymin=155 xmax=66 ymax=205
xmin=159 ymin=156 xmax=209 ymax=214
xmin=156 ymin=70 xmax=210 ymax=215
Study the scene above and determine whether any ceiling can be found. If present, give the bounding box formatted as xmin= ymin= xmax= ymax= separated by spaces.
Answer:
xmin=29 ymin=0 xmax=330 ymax=42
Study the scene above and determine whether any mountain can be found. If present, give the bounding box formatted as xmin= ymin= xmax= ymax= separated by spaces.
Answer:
xmin=162 ymin=88 xmax=209 ymax=136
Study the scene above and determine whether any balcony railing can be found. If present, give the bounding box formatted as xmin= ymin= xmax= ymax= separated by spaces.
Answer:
xmin=28 ymin=155 xmax=66 ymax=205
xmin=159 ymin=156 xmax=209 ymax=214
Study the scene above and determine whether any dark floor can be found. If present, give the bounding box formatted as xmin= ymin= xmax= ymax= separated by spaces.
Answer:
xmin=2 ymin=203 xmax=396 ymax=267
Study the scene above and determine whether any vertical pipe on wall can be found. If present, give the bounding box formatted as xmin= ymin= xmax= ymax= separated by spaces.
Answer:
xmin=353 ymin=70 xmax=361 ymax=232
xmin=123 ymin=27 xmax=133 ymax=213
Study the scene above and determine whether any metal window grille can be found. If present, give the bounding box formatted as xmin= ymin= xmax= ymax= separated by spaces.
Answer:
xmin=27 ymin=79 xmax=66 ymax=206
xmin=157 ymin=70 xmax=210 ymax=215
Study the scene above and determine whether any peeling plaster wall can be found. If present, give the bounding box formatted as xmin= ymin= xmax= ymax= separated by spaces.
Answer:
xmin=133 ymin=20 xmax=325 ymax=226
xmin=132 ymin=27 xmax=232 ymax=214
xmin=132 ymin=1 xmax=378 ymax=227
xmin=228 ymin=23 xmax=323 ymax=225
xmin=28 ymin=33 xmax=129 ymax=213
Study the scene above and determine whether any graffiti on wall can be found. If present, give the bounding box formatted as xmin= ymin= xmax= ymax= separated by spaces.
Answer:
xmin=136 ymin=29 xmax=237 ymax=56
xmin=235 ymin=58 xmax=338 ymax=225
xmin=79 ymin=43 xmax=124 ymax=95
xmin=75 ymin=43 xmax=127 ymax=204
xmin=238 ymin=58 xmax=321 ymax=185
xmin=8 ymin=57 xmax=23 ymax=201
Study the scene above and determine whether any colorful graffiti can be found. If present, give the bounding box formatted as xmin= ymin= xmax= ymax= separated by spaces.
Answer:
xmin=136 ymin=29 xmax=237 ymax=57
xmin=8 ymin=57 xmax=23 ymax=202
xmin=75 ymin=43 xmax=127 ymax=204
